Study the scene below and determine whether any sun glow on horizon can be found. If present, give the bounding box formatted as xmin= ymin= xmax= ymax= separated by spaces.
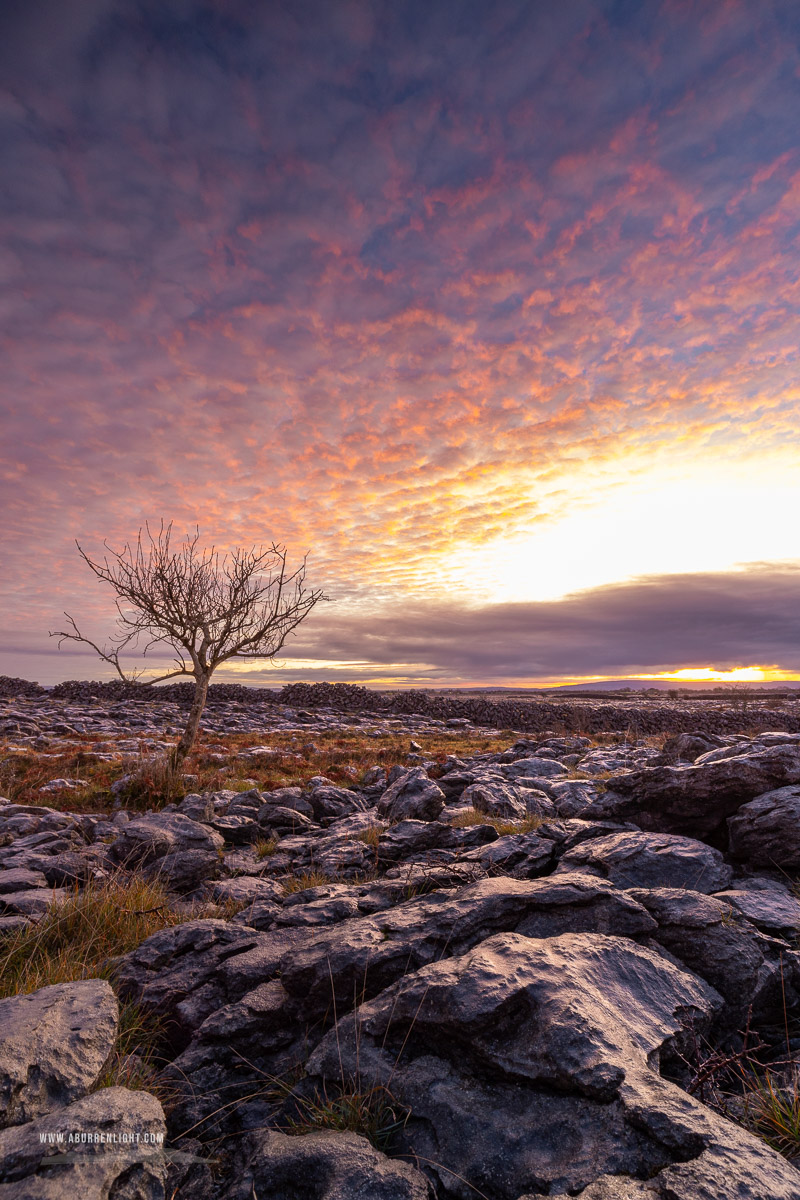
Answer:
xmin=443 ymin=461 xmax=800 ymax=605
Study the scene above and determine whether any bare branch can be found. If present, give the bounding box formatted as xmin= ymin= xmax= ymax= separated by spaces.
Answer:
xmin=55 ymin=522 xmax=329 ymax=762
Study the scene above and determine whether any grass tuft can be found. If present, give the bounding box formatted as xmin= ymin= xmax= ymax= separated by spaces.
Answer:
xmin=739 ymin=1068 xmax=800 ymax=1161
xmin=280 ymin=1077 xmax=409 ymax=1153
xmin=0 ymin=873 xmax=185 ymax=998
xmin=280 ymin=870 xmax=333 ymax=895
xmin=449 ymin=808 xmax=542 ymax=836
xmin=355 ymin=825 xmax=383 ymax=848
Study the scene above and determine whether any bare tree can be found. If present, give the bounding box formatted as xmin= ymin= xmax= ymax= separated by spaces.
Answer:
xmin=51 ymin=522 xmax=328 ymax=766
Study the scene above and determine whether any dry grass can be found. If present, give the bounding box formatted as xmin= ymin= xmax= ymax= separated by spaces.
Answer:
xmin=738 ymin=1068 xmax=800 ymax=1160
xmin=280 ymin=870 xmax=334 ymax=895
xmin=355 ymin=825 xmax=383 ymax=848
xmin=449 ymin=808 xmax=542 ymax=836
xmin=255 ymin=836 xmax=279 ymax=859
xmin=281 ymin=1078 xmax=409 ymax=1153
xmin=0 ymin=727 xmax=524 ymax=814
xmin=0 ymin=874 xmax=185 ymax=998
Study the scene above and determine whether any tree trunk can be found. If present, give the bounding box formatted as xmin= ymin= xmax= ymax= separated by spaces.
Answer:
xmin=172 ymin=672 xmax=210 ymax=767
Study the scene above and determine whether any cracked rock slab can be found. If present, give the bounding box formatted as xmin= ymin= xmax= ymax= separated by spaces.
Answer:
xmin=554 ymin=831 xmax=733 ymax=893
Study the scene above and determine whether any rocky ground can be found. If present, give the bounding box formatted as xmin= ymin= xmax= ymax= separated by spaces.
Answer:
xmin=3 ymin=689 xmax=800 ymax=1197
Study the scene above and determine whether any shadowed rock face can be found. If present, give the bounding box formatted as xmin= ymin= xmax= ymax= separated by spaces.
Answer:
xmin=219 ymin=1129 xmax=432 ymax=1200
xmin=727 ymin=785 xmax=800 ymax=868
xmin=587 ymin=744 xmax=800 ymax=839
xmin=554 ymin=831 xmax=733 ymax=893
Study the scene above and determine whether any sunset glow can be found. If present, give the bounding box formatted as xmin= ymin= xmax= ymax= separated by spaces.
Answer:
xmin=2 ymin=1 xmax=800 ymax=687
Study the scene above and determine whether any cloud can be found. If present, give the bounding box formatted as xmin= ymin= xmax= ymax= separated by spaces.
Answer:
xmin=8 ymin=562 xmax=799 ymax=687
xmin=2 ymin=0 xmax=800 ymax=682
xmin=273 ymin=564 xmax=800 ymax=682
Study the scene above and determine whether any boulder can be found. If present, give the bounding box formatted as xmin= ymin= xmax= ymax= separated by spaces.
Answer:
xmin=629 ymin=887 xmax=800 ymax=1033
xmin=112 ymin=919 xmax=268 ymax=1044
xmin=206 ymin=876 xmax=284 ymax=906
xmin=554 ymin=832 xmax=733 ymax=893
xmin=307 ymin=785 xmax=369 ymax=823
xmin=37 ymin=849 xmax=111 ymax=887
xmin=0 ymin=889 xmax=67 ymax=917
xmin=305 ymin=931 xmax=740 ymax=1199
xmin=549 ymin=779 xmax=599 ymax=817
xmin=0 ymin=981 xmax=118 ymax=1127
xmin=376 ymin=769 xmax=445 ymax=822
xmin=0 ymin=1086 xmax=166 ymax=1197
xmin=459 ymin=830 xmax=556 ymax=876
xmin=257 ymin=807 xmax=319 ymax=836
xmin=659 ymin=731 xmax=725 ymax=764
xmin=208 ymin=814 xmax=260 ymax=844
xmin=110 ymin=813 xmax=223 ymax=867
xmin=498 ymin=755 xmax=568 ymax=781
xmin=713 ymin=878 xmax=800 ymax=940
xmin=142 ymin=848 xmax=220 ymax=892
xmin=588 ymin=744 xmax=800 ymax=839
xmin=0 ymin=868 xmax=48 ymax=893
xmin=727 ymin=785 xmax=800 ymax=867
xmin=220 ymin=1128 xmax=431 ymax=1200
xmin=177 ymin=793 xmax=217 ymax=822
xmin=164 ymin=878 xmax=657 ymax=1135
xmin=459 ymin=779 xmax=528 ymax=820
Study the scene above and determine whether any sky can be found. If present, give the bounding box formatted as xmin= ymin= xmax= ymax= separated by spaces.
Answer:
xmin=2 ymin=0 xmax=800 ymax=689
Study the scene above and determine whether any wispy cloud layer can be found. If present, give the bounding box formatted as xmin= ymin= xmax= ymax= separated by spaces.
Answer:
xmin=2 ymin=1 xmax=800 ymax=681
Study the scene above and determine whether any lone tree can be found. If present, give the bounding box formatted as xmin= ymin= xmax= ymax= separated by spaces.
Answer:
xmin=51 ymin=522 xmax=327 ymax=766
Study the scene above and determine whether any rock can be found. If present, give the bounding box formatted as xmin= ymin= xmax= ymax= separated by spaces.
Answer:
xmin=304 ymin=931 xmax=735 ymax=1198
xmin=177 ymin=793 xmax=217 ymax=822
xmin=273 ymin=876 xmax=657 ymax=1015
xmin=728 ymin=785 xmax=800 ymax=867
xmin=459 ymin=830 xmax=556 ymax=877
xmin=258 ymin=787 xmax=315 ymax=818
xmin=377 ymin=769 xmax=445 ymax=822
xmin=549 ymin=778 xmax=599 ymax=817
xmin=459 ymin=779 xmax=529 ymax=819
xmin=375 ymin=819 xmax=495 ymax=864
xmin=307 ymin=785 xmax=369 ymax=823
xmin=0 ymin=981 xmax=118 ymax=1127
xmin=163 ymin=877 xmax=657 ymax=1134
xmin=0 ymin=889 xmax=67 ymax=917
xmin=38 ymin=849 xmax=111 ymax=887
xmin=555 ymin=832 xmax=733 ymax=893
xmin=0 ymin=1086 xmax=166 ymax=1197
xmin=208 ymin=814 xmax=260 ymax=844
xmin=714 ymin=878 xmax=800 ymax=939
xmin=142 ymin=848 xmax=220 ymax=892
xmin=0 ymin=869 xmax=48 ymax=893
xmin=257 ymin=807 xmax=319 ymax=836
xmin=659 ymin=731 xmax=724 ymax=764
xmin=110 ymin=813 xmax=224 ymax=867
xmin=206 ymin=877 xmax=283 ymax=906
xmin=498 ymin=755 xmax=567 ymax=781
xmin=112 ymin=919 xmax=267 ymax=1044
xmin=220 ymin=1128 xmax=432 ymax=1200
xmin=629 ymin=887 xmax=800 ymax=1033
xmin=589 ymin=744 xmax=800 ymax=839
